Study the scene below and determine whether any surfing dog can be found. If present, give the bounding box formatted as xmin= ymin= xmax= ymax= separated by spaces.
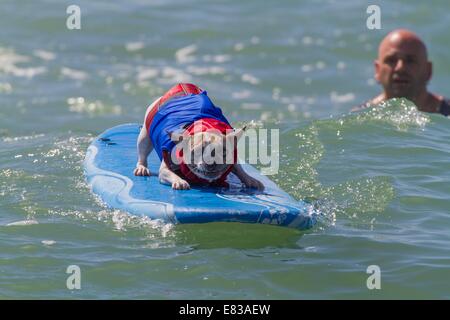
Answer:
xmin=134 ymin=83 xmax=264 ymax=191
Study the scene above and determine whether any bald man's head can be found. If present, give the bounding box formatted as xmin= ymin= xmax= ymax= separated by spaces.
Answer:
xmin=374 ymin=29 xmax=432 ymax=100
xmin=378 ymin=29 xmax=428 ymax=61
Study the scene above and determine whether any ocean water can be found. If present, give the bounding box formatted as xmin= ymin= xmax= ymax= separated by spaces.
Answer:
xmin=1 ymin=0 xmax=449 ymax=299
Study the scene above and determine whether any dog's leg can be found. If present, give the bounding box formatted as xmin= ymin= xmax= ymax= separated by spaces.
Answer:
xmin=134 ymin=125 xmax=153 ymax=176
xmin=134 ymin=97 xmax=163 ymax=176
xmin=159 ymin=161 xmax=191 ymax=190
xmin=232 ymin=164 xmax=264 ymax=191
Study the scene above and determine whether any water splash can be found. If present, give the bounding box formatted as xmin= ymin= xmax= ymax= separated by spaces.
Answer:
xmin=274 ymin=99 xmax=425 ymax=228
xmin=353 ymin=98 xmax=430 ymax=130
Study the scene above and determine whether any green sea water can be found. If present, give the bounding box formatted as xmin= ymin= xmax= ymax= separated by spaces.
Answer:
xmin=0 ymin=0 xmax=449 ymax=299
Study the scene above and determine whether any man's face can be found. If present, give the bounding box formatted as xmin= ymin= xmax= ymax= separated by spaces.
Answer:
xmin=375 ymin=39 xmax=431 ymax=100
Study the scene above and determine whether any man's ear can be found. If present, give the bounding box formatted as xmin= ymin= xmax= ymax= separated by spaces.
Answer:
xmin=167 ymin=130 xmax=184 ymax=144
xmin=374 ymin=59 xmax=381 ymax=83
xmin=426 ymin=61 xmax=433 ymax=82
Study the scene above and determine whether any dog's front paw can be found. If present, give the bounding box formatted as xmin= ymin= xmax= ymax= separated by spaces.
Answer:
xmin=172 ymin=179 xmax=191 ymax=190
xmin=134 ymin=164 xmax=151 ymax=176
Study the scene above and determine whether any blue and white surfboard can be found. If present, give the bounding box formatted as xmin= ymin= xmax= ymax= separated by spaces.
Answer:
xmin=84 ymin=124 xmax=317 ymax=230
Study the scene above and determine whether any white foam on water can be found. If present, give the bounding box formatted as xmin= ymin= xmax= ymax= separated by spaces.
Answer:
xmin=250 ymin=36 xmax=260 ymax=45
xmin=241 ymin=103 xmax=262 ymax=110
xmin=186 ymin=65 xmax=226 ymax=76
xmin=202 ymin=54 xmax=231 ymax=63
xmin=136 ymin=67 xmax=159 ymax=82
xmin=0 ymin=47 xmax=47 ymax=78
xmin=60 ymin=67 xmax=89 ymax=81
xmin=160 ymin=66 xmax=191 ymax=84
xmin=42 ymin=240 xmax=56 ymax=246
xmin=232 ymin=90 xmax=252 ymax=99
xmin=278 ymin=96 xmax=306 ymax=104
xmin=234 ymin=42 xmax=245 ymax=51
xmin=302 ymin=36 xmax=313 ymax=46
xmin=33 ymin=49 xmax=56 ymax=61
xmin=241 ymin=73 xmax=260 ymax=85
xmin=6 ymin=220 xmax=39 ymax=226
xmin=330 ymin=91 xmax=355 ymax=104
xmin=231 ymin=119 xmax=263 ymax=132
xmin=125 ymin=41 xmax=145 ymax=52
xmin=315 ymin=61 xmax=326 ymax=70
xmin=95 ymin=209 xmax=175 ymax=238
xmin=0 ymin=82 xmax=12 ymax=93
xmin=260 ymin=111 xmax=272 ymax=122
xmin=337 ymin=61 xmax=346 ymax=70
xmin=301 ymin=64 xmax=313 ymax=73
xmin=2 ymin=134 xmax=45 ymax=143
xmin=67 ymin=97 xmax=122 ymax=116
xmin=175 ymin=44 xmax=197 ymax=64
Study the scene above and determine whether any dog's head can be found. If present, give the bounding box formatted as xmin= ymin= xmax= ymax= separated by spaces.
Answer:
xmin=169 ymin=127 xmax=246 ymax=181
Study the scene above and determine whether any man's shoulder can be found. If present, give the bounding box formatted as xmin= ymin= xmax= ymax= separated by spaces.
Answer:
xmin=351 ymin=95 xmax=382 ymax=112
xmin=351 ymin=102 xmax=370 ymax=112
xmin=354 ymin=94 xmax=385 ymax=112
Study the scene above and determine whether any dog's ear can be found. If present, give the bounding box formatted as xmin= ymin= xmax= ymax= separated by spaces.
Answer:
xmin=225 ymin=126 xmax=246 ymax=146
xmin=166 ymin=130 xmax=184 ymax=144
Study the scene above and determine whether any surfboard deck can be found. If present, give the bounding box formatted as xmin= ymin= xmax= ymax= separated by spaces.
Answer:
xmin=84 ymin=124 xmax=317 ymax=229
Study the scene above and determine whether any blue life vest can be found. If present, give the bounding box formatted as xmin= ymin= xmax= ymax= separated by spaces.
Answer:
xmin=149 ymin=91 xmax=231 ymax=160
